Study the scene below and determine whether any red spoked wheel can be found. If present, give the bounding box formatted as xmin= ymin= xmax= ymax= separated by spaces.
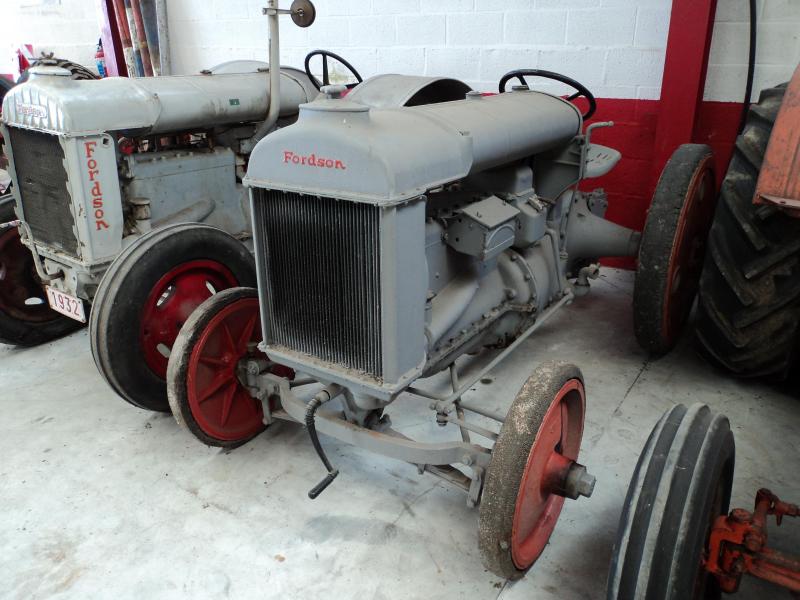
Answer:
xmin=167 ymin=287 xmax=294 ymax=447
xmin=479 ymin=362 xmax=592 ymax=580
xmin=0 ymin=199 xmax=81 ymax=346
xmin=634 ymin=144 xmax=717 ymax=355
xmin=140 ymin=260 xmax=238 ymax=378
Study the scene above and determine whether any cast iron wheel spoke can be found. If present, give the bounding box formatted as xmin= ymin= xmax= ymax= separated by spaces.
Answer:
xmin=219 ymin=382 xmax=237 ymax=426
xmin=221 ymin=322 xmax=237 ymax=355
xmin=236 ymin=313 xmax=258 ymax=353
xmin=198 ymin=372 xmax=235 ymax=404
xmin=199 ymin=354 xmax=228 ymax=367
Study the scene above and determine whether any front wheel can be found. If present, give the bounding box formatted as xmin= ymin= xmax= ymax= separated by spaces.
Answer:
xmin=607 ymin=404 xmax=735 ymax=600
xmin=90 ymin=223 xmax=257 ymax=412
xmin=479 ymin=361 xmax=591 ymax=579
xmin=167 ymin=287 xmax=293 ymax=447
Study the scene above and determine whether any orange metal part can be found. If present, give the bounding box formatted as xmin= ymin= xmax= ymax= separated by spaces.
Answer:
xmin=705 ymin=488 xmax=800 ymax=593
xmin=755 ymin=64 xmax=800 ymax=216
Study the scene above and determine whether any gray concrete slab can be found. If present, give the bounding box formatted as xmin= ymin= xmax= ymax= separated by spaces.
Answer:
xmin=1 ymin=269 xmax=798 ymax=599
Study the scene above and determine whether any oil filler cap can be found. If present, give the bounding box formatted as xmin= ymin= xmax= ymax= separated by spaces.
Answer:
xmin=321 ymin=84 xmax=348 ymax=99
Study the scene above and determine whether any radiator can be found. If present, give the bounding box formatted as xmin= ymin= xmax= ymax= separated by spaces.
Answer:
xmin=253 ymin=189 xmax=384 ymax=378
xmin=7 ymin=127 xmax=78 ymax=256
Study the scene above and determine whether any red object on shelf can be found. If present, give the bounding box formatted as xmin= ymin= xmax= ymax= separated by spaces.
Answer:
xmin=96 ymin=0 xmax=126 ymax=76
xmin=705 ymin=488 xmax=800 ymax=593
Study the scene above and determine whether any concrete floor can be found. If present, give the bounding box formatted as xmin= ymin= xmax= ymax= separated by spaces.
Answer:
xmin=1 ymin=270 xmax=798 ymax=600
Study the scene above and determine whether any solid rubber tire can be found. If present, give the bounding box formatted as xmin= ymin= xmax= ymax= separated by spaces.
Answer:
xmin=167 ymin=287 xmax=264 ymax=448
xmin=695 ymin=83 xmax=800 ymax=380
xmin=634 ymin=144 xmax=715 ymax=355
xmin=0 ymin=195 xmax=82 ymax=346
xmin=479 ymin=361 xmax=584 ymax=580
xmin=90 ymin=223 xmax=256 ymax=412
xmin=606 ymin=403 xmax=735 ymax=600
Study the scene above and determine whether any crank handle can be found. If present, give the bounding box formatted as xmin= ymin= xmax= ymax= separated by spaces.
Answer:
xmin=308 ymin=470 xmax=338 ymax=499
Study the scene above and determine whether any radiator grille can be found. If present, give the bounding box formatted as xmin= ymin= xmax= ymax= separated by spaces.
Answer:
xmin=7 ymin=127 xmax=78 ymax=255
xmin=253 ymin=190 xmax=383 ymax=378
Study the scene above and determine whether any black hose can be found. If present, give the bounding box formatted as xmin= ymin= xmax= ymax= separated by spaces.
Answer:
xmin=739 ymin=0 xmax=757 ymax=134
xmin=305 ymin=388 xmax=340 ymax=499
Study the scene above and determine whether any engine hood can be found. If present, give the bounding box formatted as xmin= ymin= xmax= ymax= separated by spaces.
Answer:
xmin=244 ymin=89 xmax=582 ymax=206
xmin=1 ymin=66 xmax=314 ymax=136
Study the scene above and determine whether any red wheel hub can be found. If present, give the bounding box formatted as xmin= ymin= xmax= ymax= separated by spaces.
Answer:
xmin=0 ymin=227 xmax=58 ymax=323
xmin=186 ymin=297 xmax=293 ymax=442
xmin=140 ymin=260 xmax=238 ymax=378
xmin=663 ymin=159 xmax=716 ymax=345
xmin=511 ymin=379 xmax=586 ymax=569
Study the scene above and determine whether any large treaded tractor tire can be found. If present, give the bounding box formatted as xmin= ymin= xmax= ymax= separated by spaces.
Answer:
xmin=0 ymin=196 xmax=83 ymax=346
xmin=695 ymin=83 xmax=800 ymax=380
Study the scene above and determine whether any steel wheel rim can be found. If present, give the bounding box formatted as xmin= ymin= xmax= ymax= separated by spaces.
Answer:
xmin=662 ymin=159 xmax=716 ymax=344
xmin=0 ymin=227 xmax=59 ymax=323
xmin=140 ymin=259 xmax=238 ymax=378
xmin=511 ymin=378 xmax=586 ymax=569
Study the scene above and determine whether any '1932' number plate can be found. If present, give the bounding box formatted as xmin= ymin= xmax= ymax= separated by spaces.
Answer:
xmin=46 ymin=286 xmax=86 ymax=323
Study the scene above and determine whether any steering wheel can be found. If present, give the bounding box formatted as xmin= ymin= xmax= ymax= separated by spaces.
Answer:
xmin=304 ymin=50 xmax=363 ymax=92
xmin=499 ymin=69 xmax=597 ymax=120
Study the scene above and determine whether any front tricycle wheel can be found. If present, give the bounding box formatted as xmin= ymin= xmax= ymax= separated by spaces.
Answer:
xmin=479 ymin=361 xmax=593 ymax=579
xmin=167 ymin=287 xmax=294 ymax=447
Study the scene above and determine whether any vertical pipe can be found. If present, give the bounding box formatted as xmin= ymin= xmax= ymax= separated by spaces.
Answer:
xmin=155 ymin=0 xmax=171 ymax=75
xmin=130 ymin=0 xmax=154 ymax=76
xmin=140 ymin=0 xmax=161 ymax=76
xmin=242 ymin=0 xmax=282 ymax=151
xmin=111 ymin=0 xmax=136 ymax=76
xmin=123 ymin=0 xmax=145 ymax=76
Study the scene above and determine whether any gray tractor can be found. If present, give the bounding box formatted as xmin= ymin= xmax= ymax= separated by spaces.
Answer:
xmin=162 ymin=66 xmax=718 ymax=579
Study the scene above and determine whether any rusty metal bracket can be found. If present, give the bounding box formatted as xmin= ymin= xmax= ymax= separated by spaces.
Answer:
xmin=705 ymin=488 xmax=800 ymax=593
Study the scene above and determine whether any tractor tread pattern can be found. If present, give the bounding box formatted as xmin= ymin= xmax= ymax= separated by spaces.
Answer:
xmin=696 ymin=83 xmax=800 ymax=380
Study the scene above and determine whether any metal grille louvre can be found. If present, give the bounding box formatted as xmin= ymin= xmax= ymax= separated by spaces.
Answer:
xmin=7 ymin=127 xmax=77 ymax=255
xmin=253 ymin=189 xmax=383 ymax=378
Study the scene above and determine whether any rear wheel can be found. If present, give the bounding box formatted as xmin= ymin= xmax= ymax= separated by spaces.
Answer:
xmin=479 ymin=361 xmax=590 ymax=579
xmin=0 ymin=196 xmax=81 ymax=346
xmin=0 ymin=76 xmax=13 ymax=107
xmin=607 ymin=404 xmax=735 ymax=600
xmin=90 ymin=224 xmax=256 ymax=412
xmin=634 ymin=144 xmax=716 ymax=355
xmin=695 ymin=84 xmax=800 ymax=379
xmin=167 ymin=287 xmax=293 ymax=447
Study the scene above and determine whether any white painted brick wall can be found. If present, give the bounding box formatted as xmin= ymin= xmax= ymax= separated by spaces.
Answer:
xmin=3 ymin=0 xmax=800 ymax=102
xmin=705 ymin=0 xmax=800 ymax=101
